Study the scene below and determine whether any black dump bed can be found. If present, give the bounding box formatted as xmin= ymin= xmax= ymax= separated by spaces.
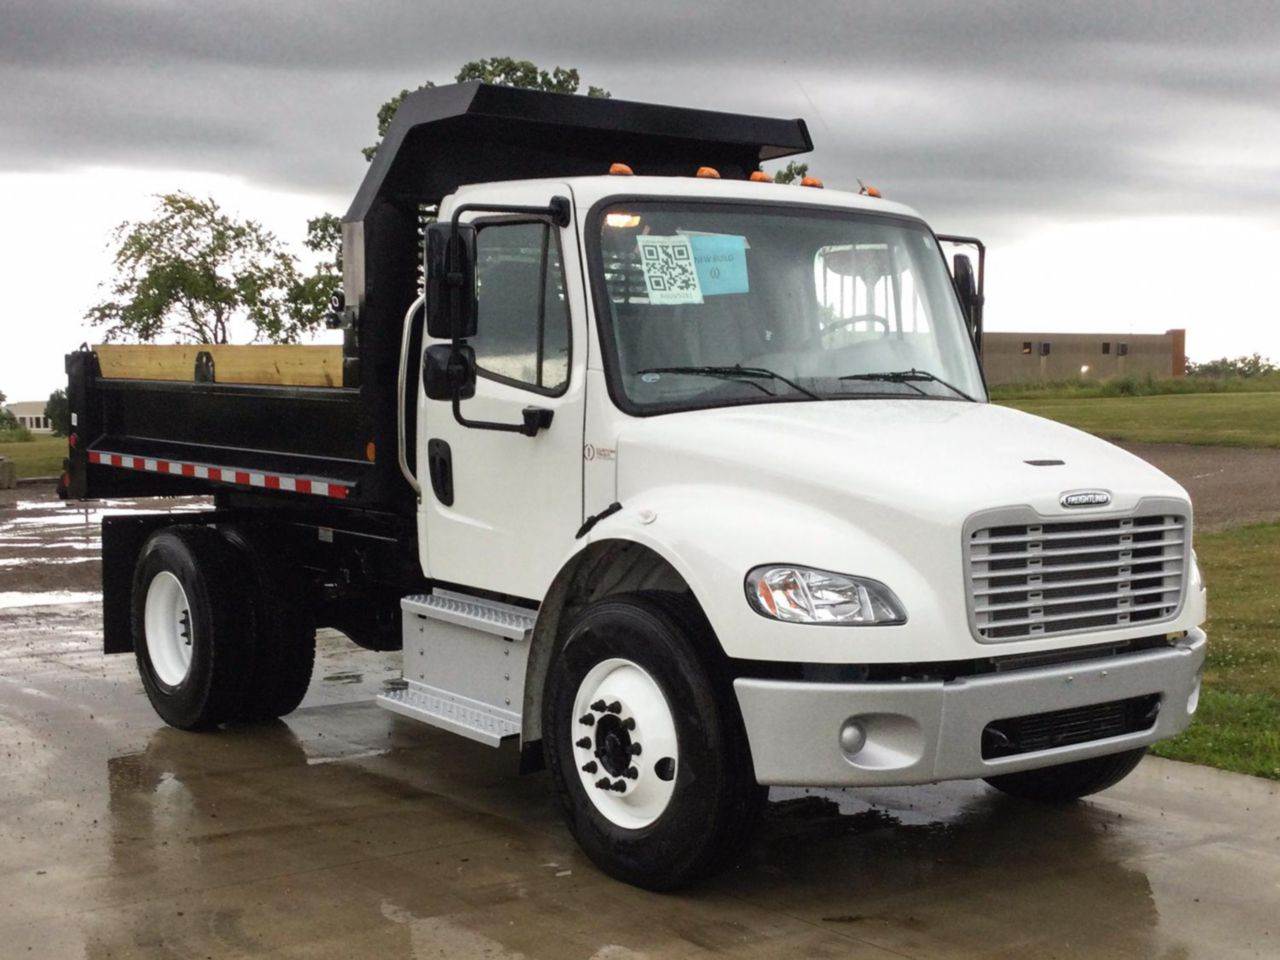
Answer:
xmin=62 ymin=82 xmax=811 ymax=514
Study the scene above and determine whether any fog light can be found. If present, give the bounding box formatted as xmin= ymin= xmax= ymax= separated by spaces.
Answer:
xmin=839 ymin=719 xmax=867 ymax=757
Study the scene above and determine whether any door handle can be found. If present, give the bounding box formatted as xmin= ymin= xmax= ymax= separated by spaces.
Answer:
xmin=427 ymin=438 xmax=454 ymax=506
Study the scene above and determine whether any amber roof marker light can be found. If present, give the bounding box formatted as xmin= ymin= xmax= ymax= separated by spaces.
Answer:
xmin=609 ymin=162 xmax=634 ymax=176
xmin=695 ymin=166 xmax=721 ymax=179
xmin=800 ymin=175 xmax=824 ymax=189
xmin=749 ymin=170 xmax=772 ymax=182
xmin=858 ymin=179 xmax=882 ymax=198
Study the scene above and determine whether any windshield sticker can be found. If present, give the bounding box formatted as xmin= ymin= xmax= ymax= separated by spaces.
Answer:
xmin=690 ymin=234 xmax=749 ymax=296
xmin=636 ymin=235 xmax=703 ymax=305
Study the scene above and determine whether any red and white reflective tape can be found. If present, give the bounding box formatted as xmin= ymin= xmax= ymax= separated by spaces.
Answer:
xmin=88 ymin=450 xmax=350 ymax=500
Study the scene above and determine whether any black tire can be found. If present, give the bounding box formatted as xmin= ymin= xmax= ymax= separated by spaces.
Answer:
xmin=984 ymin=747 xmax=1147 ymax=802
xmin=543 ymin=593 xmax=765 ymax=890
xmin=220 ymin=526 xmax=316 ymax=722
xmin=131 ymin=525 xmax=255 ymax=730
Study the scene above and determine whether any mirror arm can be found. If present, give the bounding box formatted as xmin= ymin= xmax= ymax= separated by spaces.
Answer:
xmin=448 ymin=196 xmax=571 ymax=239
xmin=451 ymin=395 xmax=554 ymax=437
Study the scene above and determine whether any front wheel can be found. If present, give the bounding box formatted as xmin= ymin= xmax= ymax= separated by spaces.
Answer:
xmin=984 ymin=747 xmax=1148 ymax=802
xmin=544 ymin=594 xmax=764 ymax=890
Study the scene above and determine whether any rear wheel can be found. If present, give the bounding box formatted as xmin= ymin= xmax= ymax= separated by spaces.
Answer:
xmin=220 ymin=526 xmax=316 ymax=722
xmin=132 ymin=526 xmax=253 ymax=730
xmin=984 ymin=747 xmax=1148 ymax=802
xmin=544 ymin=593 xmax=764 ymax=890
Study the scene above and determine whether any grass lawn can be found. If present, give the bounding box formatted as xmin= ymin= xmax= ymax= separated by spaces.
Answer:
xmin=0 ymin=435 xmax=66 ymax=479
xmin=1151 ymin=522 xmax=1280 ymax=779
xmin=1003 ymin=391 xmax=1280 ymax=448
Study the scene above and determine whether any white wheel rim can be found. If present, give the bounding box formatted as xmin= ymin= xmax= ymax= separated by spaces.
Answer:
xmin=144 ymin=571 xmax=194 ymax=687
xmin=571 ymin=658 xmax=679 ymax=829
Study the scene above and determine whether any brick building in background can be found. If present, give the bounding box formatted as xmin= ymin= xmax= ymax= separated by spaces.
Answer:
xmin=982 ymin=329 xmax=1186 ymax=385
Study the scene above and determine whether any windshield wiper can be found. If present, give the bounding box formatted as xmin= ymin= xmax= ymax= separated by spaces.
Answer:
xmin=636 ymin=365 xmax=821 ymax=401
xmin=839 ymin=368 xmax=977 ymax=402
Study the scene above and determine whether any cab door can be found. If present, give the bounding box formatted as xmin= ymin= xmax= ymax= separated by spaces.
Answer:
xmin=418 ymin=184 xmax=586 ymax=600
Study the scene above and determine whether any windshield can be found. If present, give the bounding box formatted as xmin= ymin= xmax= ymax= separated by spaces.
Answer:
xmin=592 ymin=201 xmax=986 ymax=413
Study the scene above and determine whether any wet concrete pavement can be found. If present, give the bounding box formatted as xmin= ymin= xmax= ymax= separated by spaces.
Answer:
xmin=2 ymin=482 xmax=1280 ymax=958
xmin=3 ymin=604 xmax=1279 ymax=959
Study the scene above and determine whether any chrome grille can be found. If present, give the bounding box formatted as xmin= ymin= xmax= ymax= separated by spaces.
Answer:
xmin=966 ymin=509 xmax=1188 ymax=642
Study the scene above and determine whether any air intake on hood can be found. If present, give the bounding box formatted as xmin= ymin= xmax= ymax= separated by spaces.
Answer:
xmin=965 ymin=507 xmax=1188 ymax=642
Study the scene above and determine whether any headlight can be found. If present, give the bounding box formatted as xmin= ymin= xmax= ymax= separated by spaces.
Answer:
xmin=745 ymin=565 xmax=906 ymax=625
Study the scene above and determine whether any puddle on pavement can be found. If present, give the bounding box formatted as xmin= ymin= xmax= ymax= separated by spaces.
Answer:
xmin=323 ymin=672 xmax=364 ymax=684
xmin=0 ymin=557 xmax=95 ymax=567
xmin=0 ymin=496 xmax=207 ymax=604
xmin=0 ymin=591 xmax=101 ymax=609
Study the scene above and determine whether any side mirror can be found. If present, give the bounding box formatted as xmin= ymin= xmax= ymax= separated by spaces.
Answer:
xmin=422 ymin=343 xmax=476 ymax=401
xmin=425 ymin=222 xmax=478 ymax=340
xmin=952 ymin=253 xmax=976 ymax=310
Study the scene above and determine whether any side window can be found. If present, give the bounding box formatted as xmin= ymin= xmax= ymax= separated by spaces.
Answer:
xmin=471 ymin=221 xmax=571 ymax=394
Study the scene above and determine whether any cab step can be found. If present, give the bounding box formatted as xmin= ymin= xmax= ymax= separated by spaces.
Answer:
xmin=376 ymin=590 xmax=536 ymax=747
xmin=378 ymin=682 xmax=520 ymax=746
xmin=400 ymin=590 xmax=536 ymax=639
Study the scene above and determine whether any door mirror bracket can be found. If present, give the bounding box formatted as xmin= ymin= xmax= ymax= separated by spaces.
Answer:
xmin=451 ymin=395 xmax=554 ymax=437
xmin=421 ymin=195 xmax=571 ymax=438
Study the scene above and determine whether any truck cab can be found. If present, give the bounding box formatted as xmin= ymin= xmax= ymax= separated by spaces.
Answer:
xmin=64 ymin=83 xmax=1206 ymax=890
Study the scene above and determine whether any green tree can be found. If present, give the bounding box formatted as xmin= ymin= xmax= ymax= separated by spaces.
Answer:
xmin=1187 ymin=354 xmax=1276 ymax=378
xmin=86 ymin=193 xmax=319 ymax=344
xmin=305 ymin=59 xmax=610 ymax=289
xmin=0 ymin=388 xmax=15 ymax=430
xmin=770 ymin=160 xmax=809 ymax=184
xmin=44 ymin=389 xmax=71 ymax=436
xmin=362 ymin=57 xmax=610 ymax=161
xmin=297 ymin=212 xmax=344 ymax=324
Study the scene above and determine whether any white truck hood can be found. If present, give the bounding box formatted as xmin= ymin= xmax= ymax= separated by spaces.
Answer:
xmin=615 ymin=399 xmax=1188 ymax=522
xmin=608 ymin=399 xmax=1198 ymax=665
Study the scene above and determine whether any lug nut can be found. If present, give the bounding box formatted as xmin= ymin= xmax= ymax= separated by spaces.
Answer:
xmin=630 ymin=743 xmax=642 ymax=756
xmin=612 ymin=779 xmax=627 ymax=792
xmin=625 ymin=767 xmax=638 ymax=779
xmin=590 ymin=699 xmax=606 ymax=712
xmin=595 ymin=778 xmax=611 ymax=790
xmin=582 ymin=761 xmax=598 ymax=774
xmin=576 ymin=737 xmax=591 ymax=749
xmin=578 ymin=714 xmax=595 ymax=726
xmin=605 ymin=701 xmax=622 ymax=714
xmin=621 ymin=717 xmax=636 ymax=731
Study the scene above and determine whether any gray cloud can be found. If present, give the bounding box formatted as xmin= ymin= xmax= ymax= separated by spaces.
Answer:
xmin=2 ymin=0 xmax=1278 ymax=237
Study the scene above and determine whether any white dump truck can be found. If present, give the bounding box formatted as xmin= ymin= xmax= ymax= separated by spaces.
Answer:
xmin=62 ymin=83 xmax=1206 ymax=888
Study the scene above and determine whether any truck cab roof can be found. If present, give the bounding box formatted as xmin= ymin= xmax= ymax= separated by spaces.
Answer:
xmin=448 ymin=175 xmax=924 ymax=224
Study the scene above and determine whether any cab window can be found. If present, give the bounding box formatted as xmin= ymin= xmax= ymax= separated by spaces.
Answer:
xmin=472 ymin=221 xmax=571 ymax=394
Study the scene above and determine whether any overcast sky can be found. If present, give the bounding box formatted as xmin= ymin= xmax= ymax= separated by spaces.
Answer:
xmin=2 ymin=0 xmax=1278 ymax=400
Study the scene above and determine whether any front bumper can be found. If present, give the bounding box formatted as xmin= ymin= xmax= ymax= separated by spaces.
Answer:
xmin=734 ymin=629 xmax=1206 ymax=786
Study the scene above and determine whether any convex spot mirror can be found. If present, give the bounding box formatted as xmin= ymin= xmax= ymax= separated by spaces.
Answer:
xmin=422 ymin=343 xmax=476 ymax=401
xmin=425 ymin=222 xmax=478 ymax=340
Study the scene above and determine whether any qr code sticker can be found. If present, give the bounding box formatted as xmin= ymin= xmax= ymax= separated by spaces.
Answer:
xmin=636 ymin=235 xmax=703 ymax=305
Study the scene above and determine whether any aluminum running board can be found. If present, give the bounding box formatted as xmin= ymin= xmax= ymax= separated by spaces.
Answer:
xmin=399 ymin=590 xmax=536 ymax=640
xmin=376 ymin=589 xmax=537 ymax=747
xmin=379 ymin=682 xmax=520 ymax=747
